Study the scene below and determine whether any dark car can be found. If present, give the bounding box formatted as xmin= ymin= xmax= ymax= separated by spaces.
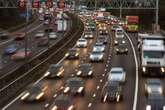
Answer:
xmin=97 ymin=36 xmax=108 ymax=44
xmin=37 ymin=37 xmax=49 ymax=47
xmin=76 ymin=63 xmax=93 ymax=77
xmin=63 ymin=77 xmax=85 ymax=96
xmin=45 ymin=28 xmax=53 ymax=33
xmin=4 ymin=44 xmax=17 ymax=55
xmin=46 ymin=94 xmax=76 ymax=110
xmin=115 ymin=44 xmax=128 ymax=54
xmin=65 ymin=48 xmax=79 ymax=59
xmin=101 ymin=81 xmax=123 ymax=103
xmin=146 ymin=94 xmax=165 ymax=110
xmin=20 ymin=83 xmax=48 ymax=102
xmin=45 ymin=64 xmax=64 ymax=78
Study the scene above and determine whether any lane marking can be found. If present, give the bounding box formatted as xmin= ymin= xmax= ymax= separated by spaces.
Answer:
xmin=100 ymin=79 xmax=103 ymax=83
xmin=88 ymin=103 xmax=92 ymax=107
xmin=124 ymin=32 xmax=139 ymax=110
xmin=92 ymin=93 xmax=96 ymax=98
xmin=97 ymin=86 xmax=100 ymax=90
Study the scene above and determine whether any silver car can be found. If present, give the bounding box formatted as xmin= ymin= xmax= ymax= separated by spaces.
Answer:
xmin=108 ymin=67 xmax=126 ymax=83
xmin=49 ymin=32 xmax=57 ymax=39
xmin=89 ymin=51 xmax=104 ymax=62
xmin=92 ymin=42 xmax=105 ymax=52
xmin=145 ymin=79 xmax=163 ymax=96
xmin=76 ymin=38 xmax=87 ymax=48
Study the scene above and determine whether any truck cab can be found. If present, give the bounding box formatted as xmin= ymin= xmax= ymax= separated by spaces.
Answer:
xmin=139 ymin=34 xmax=165 ymax=76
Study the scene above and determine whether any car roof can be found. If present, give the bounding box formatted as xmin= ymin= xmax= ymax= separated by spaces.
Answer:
xmin=146 ymin=79 xmax=161 ymax=84
xmin=111 ymin=67 xmax=123 ymax=71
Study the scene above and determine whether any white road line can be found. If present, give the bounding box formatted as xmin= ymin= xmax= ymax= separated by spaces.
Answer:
xmin=96 ymin=86 xmax=100 ymax=90
xmin=100 ymin=79 xmax=103 ymax=83
xmin=88 ymin=103 xmax=92 ymax=107
xmin=2 ymin=92 xmax=24 ymax=110
xmin=124 ymin=32 xmax=139 ymax=110
xmin=92 ymin=93 xmax=96 ymax=98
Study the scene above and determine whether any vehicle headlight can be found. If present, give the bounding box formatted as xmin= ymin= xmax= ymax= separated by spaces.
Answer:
xmin=161 ymin=67 xmax=165 ymax=72
xmin=115 ymin=41 xmax=118 ymax=44
xmin=88 ymin=71 xmax=92 ymax=75
xmin=52 ymin=105 xmax=58 ymax=110
xmin=75 ymin=53 xmax=79 ymax=56
xmin=21 ymin=92 xmax=30 ymax=100
xmin=146 ymin=105 xmax=151 ymax=110
xmin=78 ymin=87 xmax=84 ymax=93
xmin=99 ymin=55 xmax=103 ymax=59
xmin=67 ymin=105 xmax=74 ymax=110
xmin=36 ymin=92 xmax=44 ymax=100
xmin=64 ymin=87 xmax=70 ymax=93
xmin=122 ymin=41 xmax=126 ymax=44
xmin=116 ymin=48 xmax=119 ymax=51
xmin=90 ymin=35 xmax=93 ymax=37
xmin=158 ymin=87 xmax=163 ymax=94
xmin=65 ymin=53 xmax=69 ymax=57
xmin=147 ymin=87 xmax=151 ymax=93
xmin=77 ymin=71 xmax=82 ymax=75
xmin=44 ymin=71 xmax=50 ymax=77
xmin=142 ymin=67 xmax=146 ymax=72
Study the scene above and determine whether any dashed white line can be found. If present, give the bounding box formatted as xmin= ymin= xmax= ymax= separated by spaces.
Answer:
xmin=92 ymin=93 xmax=96 ymax=98
xmin=100 ymin=79 xmax=103 ymax=83
xmin=88 ymin=103 xmax=92 ymax=107
xmin=97 ymin=86 xmax=100 ymax=90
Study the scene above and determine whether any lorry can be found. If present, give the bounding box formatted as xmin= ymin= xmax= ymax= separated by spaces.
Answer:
xmin=138 ymin=33 xmax=165 ymax=76
xmin=125 ymin=16 xmax=139 ymax=32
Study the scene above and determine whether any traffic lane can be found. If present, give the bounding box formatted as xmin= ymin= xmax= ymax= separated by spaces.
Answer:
xmin=0 ymin=21 xmax=70 ymax=76
xmin=4 ymin=28 xmax=100 ymax=110
xmin=127 ymin=33 xmax=165 ymax=110
xmin=93 ymin=32 xmax=136 ymax=110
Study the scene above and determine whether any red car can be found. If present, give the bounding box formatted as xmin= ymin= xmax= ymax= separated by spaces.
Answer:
xmin=14 ymin=32 xmax=25 ymax=40
xmin=11 ymin=49 xmax=32 ymax=60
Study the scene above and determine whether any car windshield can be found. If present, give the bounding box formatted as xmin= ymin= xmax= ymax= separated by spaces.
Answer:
xmin=117 ymin=32 xmax=123 ymax=36
xmin=79 ymin=39 xmax=85 ymax=42
xmin=111 ymin=70 xmax=122 ymax=74
xmin=68 ymin=80 xmax=83 ymax=87
xmin=92 ymin=51 xmax=102 ymax=55
xmin=85 ymin=32 xmax=92 ymax=35
xmin=143 ymin=51 xmax=164 ymax=58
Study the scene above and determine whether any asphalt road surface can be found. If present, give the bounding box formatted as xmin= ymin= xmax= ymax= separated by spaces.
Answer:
xmin=2 ymin=24 xmax=138 ymax=110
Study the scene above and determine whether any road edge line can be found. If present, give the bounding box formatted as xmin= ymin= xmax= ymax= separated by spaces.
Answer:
xmin=124 ymin=32 xmax=139 ymax=110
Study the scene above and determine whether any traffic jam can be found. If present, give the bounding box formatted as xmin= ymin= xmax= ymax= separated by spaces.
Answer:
xmin=1 ymin=1 xmax=165 ymax=110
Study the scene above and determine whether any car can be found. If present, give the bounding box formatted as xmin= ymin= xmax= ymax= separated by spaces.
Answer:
xmin=92 ymin=42 xmax=105 ymax=52
xmin=76 ymin=38 xmax=87 ymax=48
xmin=45 ymin=94 xmax=76 ymax=110
xmin=35 ymin=31 xmax=45 ymax=38
xmin=145 ymin=79 xmax=163 ymax=97
xmin=101 ymin=81 xmax=123 ymax=103
xmin=63 ymin=77 xmax=85 ymax=95
xmin=111 ymin=25 xmax=120 ymax=31
xmin=115 ymin=44 xmax=128 ymax=54
xmin=84 ymin=31 xmax=93 ymax=39
xmin=20 ymin=83 xmax=48 ymax=102
xmin=97 ymin=36 xmax=108 ymax=44
xmin=0 ymin=32 xmax=9 ymax=39
xmin=114 ymin=37 xmax=126 ymax=45
xmin=146 ymin=94 xmax=165 ymax=110
xmin=98 ymin=29 xmax=108 ymax=35
xmin=11 ymin=48 xmax=32 ymax=60
xmin=49 ymin=32 xmax=57 ymax=39
xmin=89 ymin=51 xmax=104 ymax=62
xmin=45 ymin=28 xmax=53 ymax=33
xmin=115 ymin=29 xmax=124 ymax=38
xmin=14 ymin=32 xmax=25 ymax=40
xmin=108 ymin=67 xmax=126 ymax=83
xmin=65 ymin=48 xmax=79 ymax=59
xmin=37 ymin=37 xmax=49 ymax=47
xmin=44 ymin=64 xmax=64 ymax=78
xmin=76 ymin=63 xmax=93 ymax=77
xmin=4 ymin=44 xmax=17 ymax=55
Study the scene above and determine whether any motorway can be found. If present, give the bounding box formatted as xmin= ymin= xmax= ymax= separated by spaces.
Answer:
xmin=0 ymin=17 xmax=71 ymax=78
xmin=2 ymin=21 xmax=138 ymax=110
